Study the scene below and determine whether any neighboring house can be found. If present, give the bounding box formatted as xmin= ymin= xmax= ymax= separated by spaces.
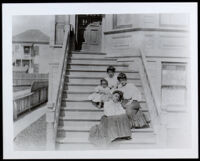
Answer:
xmin=12 ymin=29 xmax=50 ymax=73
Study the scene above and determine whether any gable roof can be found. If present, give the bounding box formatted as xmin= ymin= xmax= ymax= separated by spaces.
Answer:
xmin=13 ymin=29 xmax=50 ymax=44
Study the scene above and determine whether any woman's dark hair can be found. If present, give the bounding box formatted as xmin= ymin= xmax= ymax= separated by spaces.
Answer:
xmin=100 ymin=78 xmax=108 ymax=85
xmin=117 ymin=72 xmax=127 ymax=81
xmin=106 ymin=65 xmax=116 ymax=73
xmin=112 ymin=90 xmax=124 ymax=101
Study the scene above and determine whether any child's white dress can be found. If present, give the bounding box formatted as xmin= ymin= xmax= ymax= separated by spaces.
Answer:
xmin=104 ymin=74 xmax=118 ymax=90
xmin=88 ymin=85 xmax=111 ymax=102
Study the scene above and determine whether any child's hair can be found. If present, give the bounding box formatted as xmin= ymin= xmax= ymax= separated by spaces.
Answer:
xmin=107 ymin=66 xmax=116 ymax=73
xmin=100 ymin=78 xmax=108 ymax=86
xmin=117 ymin=72 xmax=127 ymax=81
xmin=112 ymin=90 xmax=124 ymax=101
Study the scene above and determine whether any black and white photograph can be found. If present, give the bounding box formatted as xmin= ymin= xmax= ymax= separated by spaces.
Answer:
xmin=2 ymin=2 xmax=198 ymax=159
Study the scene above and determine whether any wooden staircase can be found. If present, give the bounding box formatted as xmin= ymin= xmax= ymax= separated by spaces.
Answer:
xmin=55 ymin=51 xmax=157 ymax=150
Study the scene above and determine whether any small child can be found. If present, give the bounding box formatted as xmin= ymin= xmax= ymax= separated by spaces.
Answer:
xmin=104 ymin=66 xmax=119 ymax=92
xmin=88 ymin=78 xmax=111 ymax=108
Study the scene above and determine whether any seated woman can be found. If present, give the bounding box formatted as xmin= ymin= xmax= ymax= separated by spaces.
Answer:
xmin=88 ymin=78 xmax=111 ymax=108
xmin=117 ymin=72 xmax=149 ymax=128
xmin=88 ymin=90 xmax=132 ymax=146
xmin=104 ymin=66 xmax=119 ymax=92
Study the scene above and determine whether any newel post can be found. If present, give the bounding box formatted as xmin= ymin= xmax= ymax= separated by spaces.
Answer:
xmin=46 ymin=62 xmax=60 ymax=150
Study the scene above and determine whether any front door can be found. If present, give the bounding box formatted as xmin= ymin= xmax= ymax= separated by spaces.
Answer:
xmin=75 ymin=15 xmax=102 ymax=51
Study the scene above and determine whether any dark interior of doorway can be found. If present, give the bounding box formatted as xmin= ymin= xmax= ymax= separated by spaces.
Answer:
xmin=75 ymin=14 xmax=102 ymax=50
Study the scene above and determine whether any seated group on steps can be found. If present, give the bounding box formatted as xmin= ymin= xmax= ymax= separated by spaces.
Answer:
xmin=88 ymin=66 xmax=150 ymax=146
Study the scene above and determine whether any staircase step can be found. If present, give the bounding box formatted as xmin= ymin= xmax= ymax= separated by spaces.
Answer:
xmin=65 ymin=78 xmax=142 ymax=86
xmin=56 ymin=141 xmax=158 ymax=150
xmin=58 ymin=120 xmax=99 ymax=129
xmin=57 ymin=124 xmax=153 ymax=133
xmin=65 ymin=75 xmax=140 ymax=81
xmin=57 ymin=131 xmax=155 ymax=141
xmin=63 ymin=85 xmax=144 ymax=94
xmin=70 ymin=59 xmax=127 ymax=65
xmin=65 ymin=70 xmax=140 ymax=78
xmin=60 ymin=105 xmax=148 ymax=112
xmin=62 ymin=92 xmax=146 ymax=102
xmin=56 ymin=132 xmax=156 ymax=144
xmin=59 ymin=111 xmax=103 ymax=120
xmin=68 ymin=64 xmax=130 ymax=71
xmin=61 ymin=100 xmax=147 ymax=109
xmin=59 ymin=111 xmax=151 ymax=122
xmin=71 ymin=51 xmax=106 ymax=55
xmin=71 ymin=53 xmax=107 ymax=59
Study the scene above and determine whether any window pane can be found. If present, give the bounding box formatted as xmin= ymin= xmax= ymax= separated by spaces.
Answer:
xmin=24 ymin=46 xmax=30 ymax=54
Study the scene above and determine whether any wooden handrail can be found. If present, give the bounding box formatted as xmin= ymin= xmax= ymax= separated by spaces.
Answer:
xmin=46 ymin=24 xmax=71 ymax=149
xmin=54 ymin=25 xmax=71 ymax=139
xmin=139 ymin=48 xmax=161 ymax=116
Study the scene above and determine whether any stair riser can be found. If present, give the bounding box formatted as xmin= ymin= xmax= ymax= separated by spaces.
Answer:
xmin=65 ymin=78 xmax=142 ymax=86
xmin=68 ymin=65 xmax=130 ymax=71
xmin=62 ymin=93 xmax=146 ymax=101
xmin=57 ymin=131 xmax=155 ymax=140
xmin=65 ymin=71 xmax=140 ymax=78
xmin=61 ymin=101 xmax=147 ymax=109
xmin=56 ymin=143 xmax=158 ymax=150
xmin=58 ymin=120 xmax=98 ymax=129
xmin=63 ymin=85 xmax=144 ymax=93
xmin=59 ymin=111 xmax=103 ymax=120
xmin=59 ymin=111 xmax=151 ymax=122
xmin=71 ymin=54 xmax=106 ymax=59
xmin=57 ymin=135 xmax=156 ymax=144
xmin=69 ymin=59 xmax=126 ymax=65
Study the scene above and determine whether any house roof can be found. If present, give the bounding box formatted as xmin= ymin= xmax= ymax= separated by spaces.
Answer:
xmin=13 ymin=29 xmax=50 ymax=44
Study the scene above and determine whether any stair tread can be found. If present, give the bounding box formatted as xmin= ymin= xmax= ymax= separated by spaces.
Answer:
xmin=65 ymin=83 xmax=142 ymax=87
xmin=65 ymin=76 xmax=140 ymax=80
xmin=66 ymin=69 xmax=138 ymax=73
xmin=70 ymin=58 xmax=117 ymax=61
xmin=69 ymin=63 xmax=128 ymax=67
xmin=56 ymin=134 xmax=156 ymax=144
xmin=58 ymin=125 xmax=153 ymax=132
xmin=62 ymin=98 xmax=146 ymax=102
xmin=60 ymin=106 xmax=149 ymax=112
xmin=62 ymin=99 xmax=146 ymax=103
xmin=71 ymin=51 xmax=106 ymax=55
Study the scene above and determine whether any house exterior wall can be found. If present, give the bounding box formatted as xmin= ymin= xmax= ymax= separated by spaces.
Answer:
xmin=102 ymin=13 xmax=191 ymax=148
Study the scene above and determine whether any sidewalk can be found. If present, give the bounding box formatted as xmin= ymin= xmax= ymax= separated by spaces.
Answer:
xmin=13 ymin=103 xmax=48 ymax=151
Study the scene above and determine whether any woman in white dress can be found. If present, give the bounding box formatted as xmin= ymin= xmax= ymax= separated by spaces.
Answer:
xmin=89 ymin=90 xmax=132 ymax=146
xmin=117 ymin=72 xmax=149 ymax=128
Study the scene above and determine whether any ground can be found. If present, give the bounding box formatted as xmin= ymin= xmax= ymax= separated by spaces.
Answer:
xmin=13 ymin=114 xmax=46 ymax=151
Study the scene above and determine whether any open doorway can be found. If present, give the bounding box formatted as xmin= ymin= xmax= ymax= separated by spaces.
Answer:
xmin=75 ymin=14 xmax=102 ymax=51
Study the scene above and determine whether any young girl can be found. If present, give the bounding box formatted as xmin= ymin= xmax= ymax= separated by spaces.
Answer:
xmin=89 ymin=90 xmax=132 ymax=146
xmin=104 ymin=66 xmax=119 ymax=91
xmin=88 ymin=78 xmax=111 ymax=108
xmin=117 ymin=72 xmax=150 ymax=128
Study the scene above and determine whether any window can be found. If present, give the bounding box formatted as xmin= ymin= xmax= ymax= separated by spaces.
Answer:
xmin=24 ymin=46 xmax=30 ymax=54
xmin=16 ymin=60 xmax=21 ymax=67
xmin=33 ymin=46 xmax=39 ymax=55
xmin=113 ymin=14 xmax=133 ymax=29
xmin=161 ymin=62 xmax=187 ymax=110
xmin=15 ymin=45 xmax=19 ymax=52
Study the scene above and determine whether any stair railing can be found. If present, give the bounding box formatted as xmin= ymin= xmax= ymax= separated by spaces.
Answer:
xmin=137 ymin=48 xmax=162 ymax=137
xmin=139 ymin=48 xmax=161 ymax=116
xmin=46 ymin=24 xmax=71 ymax=150
xmin=139 ymin=48 xmax=168 ymax=147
